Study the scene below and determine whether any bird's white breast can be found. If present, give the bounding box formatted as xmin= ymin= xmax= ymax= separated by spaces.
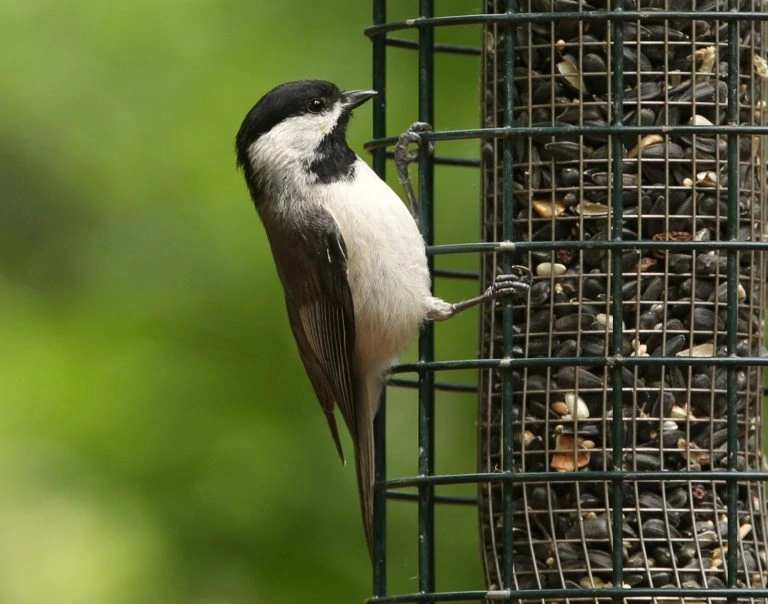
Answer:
xmin=321 ymin=158 xmax=431 ymax=373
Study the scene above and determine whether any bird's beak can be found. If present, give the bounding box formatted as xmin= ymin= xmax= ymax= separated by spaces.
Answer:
xmin=342 ymin=89 xmax=378 ymax=110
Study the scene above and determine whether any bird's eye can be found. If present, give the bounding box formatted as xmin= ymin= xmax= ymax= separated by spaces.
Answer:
xmin=306 ymin=98 xmax=326 ymax=113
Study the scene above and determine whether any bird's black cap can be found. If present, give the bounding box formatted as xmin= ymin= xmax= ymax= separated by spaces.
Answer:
xmin=235 ymin=80 xmax=343 ymax=169
xmin=235 ymin=80 xmax=377 ymax=196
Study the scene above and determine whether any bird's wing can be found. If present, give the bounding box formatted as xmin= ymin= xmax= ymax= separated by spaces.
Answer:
xmin=266 ymin=208 xmax=375 ymax=554
xmin=274 ymin=213 xmax=358 ymax=463
xmin=284 ymin=238 xmax=377 ymax=555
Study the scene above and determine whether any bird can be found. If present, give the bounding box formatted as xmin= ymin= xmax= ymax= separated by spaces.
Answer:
xmin=235 ymin=79 xmax=530 ymax=556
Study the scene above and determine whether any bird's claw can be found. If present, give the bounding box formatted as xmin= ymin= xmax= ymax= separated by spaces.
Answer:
xmin=394 ymin=122 xmax=434 ymax=221
xmin=394 ymin=122 xmax=434 ymax=166
xmin=490 ymin=266 xmax=533 ymax=299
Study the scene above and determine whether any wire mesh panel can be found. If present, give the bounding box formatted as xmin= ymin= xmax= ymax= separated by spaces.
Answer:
xmin=479 ymin=1 xmax=768 ymax=603
xmin=367 ymin=1 xmax=768 ymax=602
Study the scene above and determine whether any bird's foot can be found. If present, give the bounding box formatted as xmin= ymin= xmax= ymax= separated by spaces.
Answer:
xmin=393 ymin=122 xmax=434 ymax=221
xmin=426 ymin=266 xmax=532 ymax=322
xmin=488 ymin=266 xmax=533 ymax=300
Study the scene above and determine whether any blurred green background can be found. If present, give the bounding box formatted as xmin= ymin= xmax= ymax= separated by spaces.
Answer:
xmin=0 ymin=1 xmax=492 ymax=602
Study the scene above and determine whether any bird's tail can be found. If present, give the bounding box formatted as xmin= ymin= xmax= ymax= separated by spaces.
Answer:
xmin=353 ymin=378 xmax=382 ymax=559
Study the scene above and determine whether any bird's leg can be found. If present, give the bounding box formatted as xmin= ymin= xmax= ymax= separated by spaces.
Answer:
xmin=393 ymin=122 xmax=434 ymax=222
xmin=426 ymin=266 xmax=533 ymax=322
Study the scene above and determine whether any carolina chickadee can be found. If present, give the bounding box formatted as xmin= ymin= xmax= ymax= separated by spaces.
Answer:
xmin=235 ymin=80 xmax=529 ymax=555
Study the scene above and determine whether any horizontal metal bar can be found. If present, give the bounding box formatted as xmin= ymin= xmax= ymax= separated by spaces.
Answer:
xmin=388 ymin=374 xmax=768 ymax=394
xmin=364 ymin=11 xmax=768 ymax=38
xmin=387 ymin=377 xmax=476 ymax=393
xmin=393 ymin=355 xmax=768 ymax=374
xmin=367 ymin=586 xmax=768 ymax=604
xmin=390 ymin=381 xmax=768 ymax=397
xmin=365 ymin=124 xmax=768 ymax=150
xmin=427 ymin=242 xmax=501 ymax=255
xmin=384 ymin=38 xmax=480 ymax=55
xmin=381 ymin=151 xmax=479 ymax=168
xmin=386 ymin=491 xmax=476 ymax=505
xmin=378 ymin=469 xmax=768 ymax=491
xmin=393 ymin=378 xmax=767 ymax=397
xmin=393 ymin=358 xmax=527 ymax=373
xmin=367 ymin=590 xmax=502 ymax=603
xmin=427 ymin=239 xmax=768 ymax=256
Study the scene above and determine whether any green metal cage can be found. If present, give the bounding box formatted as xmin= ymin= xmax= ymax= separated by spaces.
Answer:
xmin=365 ymin=1 xmax=768 ymax=602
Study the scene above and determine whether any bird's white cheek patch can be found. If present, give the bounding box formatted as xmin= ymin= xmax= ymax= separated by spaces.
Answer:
xmin=251 ymin=102 xmax=345 ymax=162
xmin=320 ymin=103 xmax=344 ymax=135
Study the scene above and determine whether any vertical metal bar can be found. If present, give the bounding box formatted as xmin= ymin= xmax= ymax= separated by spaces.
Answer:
xmin=417 ymin=0 xmax=436 ymax=597
xmin=724 ymin=1 xmax=740 ymax=594
xmin=608 ymin=0 xmax=625 ymax=596
xmin=371 ymin=0 xmax=388 ymax=596
xmin=372 ymin=0 xmax=387 ymax=179
xmin=373 ymin=400 xmax=388 ymax=594
xmin=501 ymin=0 xmax=517 ymax=591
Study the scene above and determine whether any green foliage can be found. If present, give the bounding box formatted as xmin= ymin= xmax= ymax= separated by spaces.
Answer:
xmin=0 ymin=0 xmax=490 ymax=602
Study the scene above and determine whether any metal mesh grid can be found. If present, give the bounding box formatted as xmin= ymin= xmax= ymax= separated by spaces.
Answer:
xmin=366 ymin=1 xmax=768 ymax=602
